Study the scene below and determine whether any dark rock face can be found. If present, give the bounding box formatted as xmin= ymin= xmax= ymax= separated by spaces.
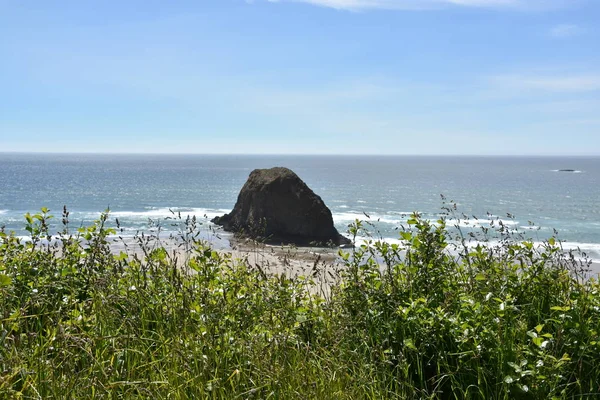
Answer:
xmin=212 ymin=167 xmax=351 ymax=246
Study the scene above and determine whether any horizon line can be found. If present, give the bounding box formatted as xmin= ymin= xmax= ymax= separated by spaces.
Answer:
xmin=1 ymin=151 xmax=599 ymax=158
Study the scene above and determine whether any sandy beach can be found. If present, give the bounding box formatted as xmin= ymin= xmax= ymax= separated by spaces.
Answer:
xmin=219 ymin=239 xmax=343 ymax=296
xmin=107 ymin=234 xmax=344 ymax=295
xmin=107 ymin=233 xmax=600 ymax=294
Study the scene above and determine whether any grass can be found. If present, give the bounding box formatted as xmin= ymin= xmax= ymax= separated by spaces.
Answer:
xmin=1 ymin=205 xmax=599 ymax=399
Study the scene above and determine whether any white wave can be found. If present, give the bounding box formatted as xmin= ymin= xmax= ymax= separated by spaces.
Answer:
xmin=388 ymin=211 xmax=416 ymax=216
xmin=558 ymin=242 xmax=600 ymax=263
xmin=333 ymin=211 xmax=521 ymax=229
xmin=352 ymin=235 xmax=404 ymax=247
xmin=0 ymin=209 xmax=8 ymax=215
xmin=377 ymin=217 xmax=405 ymax=224
xmin=455 ymin=239 xmax=600 ymax=263
xmin=68 ymin=207 xmax=231 ymax=222
xmin=552 ymin=169 xmax=583 ymax=173
xmin=449 ymin=218 xmax=519 ymax=228
xmin=112 ymin=207 xmax=229 ymax=220
xmin=348 ymin=235 xmax=600 ymax=264
xmin=357 ymin=200 xmax=367 ymax=203
xmin=333 ymin=211 xmax=369 ymax=223
xmin=519 ymin=225 xmax=544 ymax=231
xmin=333 ymin=211 xmax=404 ymax=225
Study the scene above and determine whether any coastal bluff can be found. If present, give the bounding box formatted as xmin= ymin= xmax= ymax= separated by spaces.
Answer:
xmin=212 ymin=167 xmax=351 ymax=247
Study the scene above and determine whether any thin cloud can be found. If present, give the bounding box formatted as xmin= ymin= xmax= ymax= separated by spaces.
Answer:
xmin=491 ymin=73 xmax=600 ymax=92
xmin=550 ymin=24 xmax=583 ymax=38
xmin=262 ymin=0 xmax=570 ymax=11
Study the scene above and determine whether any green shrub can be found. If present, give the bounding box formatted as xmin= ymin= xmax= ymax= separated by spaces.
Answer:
xmin=0 ymin=207 xmax=598 ymax=398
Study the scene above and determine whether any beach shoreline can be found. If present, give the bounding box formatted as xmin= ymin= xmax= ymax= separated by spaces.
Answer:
xmin=106 ymin=233 xmax=600 ymax=285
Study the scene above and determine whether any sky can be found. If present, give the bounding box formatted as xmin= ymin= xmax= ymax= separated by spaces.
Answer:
xmin=1 ymin=0 xmax=599 ymax=155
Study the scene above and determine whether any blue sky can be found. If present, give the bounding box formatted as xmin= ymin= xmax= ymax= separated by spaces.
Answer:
xmin=1 ymin=0 xmax=599 ymax=155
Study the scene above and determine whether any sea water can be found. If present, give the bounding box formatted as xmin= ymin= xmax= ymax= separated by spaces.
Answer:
xmin=1 ymin=153 xmax=599 ymax=260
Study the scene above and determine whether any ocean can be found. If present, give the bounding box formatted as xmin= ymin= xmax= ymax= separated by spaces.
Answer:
xmin=1 ymin=153 xmax=599 ymax=261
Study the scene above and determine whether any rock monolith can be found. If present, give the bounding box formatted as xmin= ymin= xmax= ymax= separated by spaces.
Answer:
xmin=212 ymin=167 xmax=351 ymax=246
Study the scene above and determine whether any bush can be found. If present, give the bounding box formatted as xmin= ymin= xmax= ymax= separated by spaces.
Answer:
xmin=0 ymin=207 xmax=598 ymax=398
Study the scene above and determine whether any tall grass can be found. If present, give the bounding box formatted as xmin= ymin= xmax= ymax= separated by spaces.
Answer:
xmin=1 ymin=206 xmax=599 ymax=398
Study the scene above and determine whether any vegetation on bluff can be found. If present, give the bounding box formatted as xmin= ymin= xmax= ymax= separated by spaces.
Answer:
xmin=1 ymin=206 xmax=599 ymax=399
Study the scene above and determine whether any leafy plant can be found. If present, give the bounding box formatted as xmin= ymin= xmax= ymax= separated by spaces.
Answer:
xmin=0 ymin=206 xmax=598 ymax=398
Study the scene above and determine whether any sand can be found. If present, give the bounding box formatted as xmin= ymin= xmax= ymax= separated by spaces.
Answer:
xmin=108 ymin=235 xmax=344 ymax=296
xmin=107 ymin=235 xmax=600 ymax=294
xmin=218 ymin=239 xmax=343 ymax=296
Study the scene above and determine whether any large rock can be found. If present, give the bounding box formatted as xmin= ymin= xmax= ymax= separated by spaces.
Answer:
xmin=212 ymin=167 xmax=351 ymax=247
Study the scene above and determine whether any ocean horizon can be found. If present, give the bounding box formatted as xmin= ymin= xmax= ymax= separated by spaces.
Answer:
xmin=1 ymin=152 xmax=599 ymax=261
